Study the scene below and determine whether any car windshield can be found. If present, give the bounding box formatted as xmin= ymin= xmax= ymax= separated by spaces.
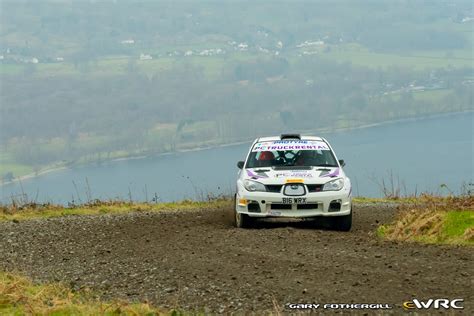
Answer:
xmin=245 ymin=140 xmax=338 ymax=168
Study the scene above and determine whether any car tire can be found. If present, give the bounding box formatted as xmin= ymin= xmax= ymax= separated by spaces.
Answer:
xmin=234 ymin=194 xmax=253 ymax=228
xmin=331 ymin=209 xmax=352 ymax=231
xmin=234 ymin=211 xmax=254 ymax=228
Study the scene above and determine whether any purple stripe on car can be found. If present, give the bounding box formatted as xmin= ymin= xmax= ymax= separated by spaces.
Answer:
xmin=322 ymin=168 xmax=340 ymax=178
xmin=247 ymin=170 xmax=267 ymax=179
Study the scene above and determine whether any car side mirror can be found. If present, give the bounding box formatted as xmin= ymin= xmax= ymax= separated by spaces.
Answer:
xmin=338 ymin=159 xmax=346 ymax=167
xmin=237 ymin=161 xmax=244 ymax=169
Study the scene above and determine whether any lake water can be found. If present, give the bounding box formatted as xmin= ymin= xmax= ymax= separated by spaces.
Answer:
xmin=1 ymin=112 xmax=473 ymax=204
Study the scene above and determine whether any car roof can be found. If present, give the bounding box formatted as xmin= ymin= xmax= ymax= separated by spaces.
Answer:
xmin=256 ymin=135 xmax=324 ymax=142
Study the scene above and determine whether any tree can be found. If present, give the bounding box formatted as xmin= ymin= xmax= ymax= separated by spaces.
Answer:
xmin=2 ymin=172 xmax=14 ymax=182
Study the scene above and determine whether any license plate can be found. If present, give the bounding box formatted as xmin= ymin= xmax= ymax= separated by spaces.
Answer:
xmin=282 ymin=197 xmax=307 ymax=204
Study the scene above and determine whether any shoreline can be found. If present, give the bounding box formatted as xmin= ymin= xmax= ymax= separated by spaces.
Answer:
xmin=303 ymin=109 xmax=474 ymax=136
xmin=2 ymin=109 xmax=472 ymax=186
xmin=1 ymin=166 xmax=69 ymax=187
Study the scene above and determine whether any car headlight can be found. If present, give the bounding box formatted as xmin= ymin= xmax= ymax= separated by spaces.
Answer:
xmin=243 ymin=180 xmax=266 ymax=192
xmin=322 ymin=178 xmax=344 ymax=191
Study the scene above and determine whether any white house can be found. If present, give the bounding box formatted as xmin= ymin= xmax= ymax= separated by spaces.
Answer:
xmin=139 ymin=53 xmax=152 ymax=60
xmin=297 ymin=40 xmax=325 ymax=48
xmin=121 ymin=39 xmax=135 ymax=44
xmin=238 ymin=43 xmax=248 ymax=51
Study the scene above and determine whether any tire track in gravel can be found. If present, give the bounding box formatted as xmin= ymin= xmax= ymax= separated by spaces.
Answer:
xmin=1 ymin=204 xmax=472 ymax=314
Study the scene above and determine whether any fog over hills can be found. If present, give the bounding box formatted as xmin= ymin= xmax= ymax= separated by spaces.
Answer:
xmin=0 ymin=0 xmax=472 ymax=180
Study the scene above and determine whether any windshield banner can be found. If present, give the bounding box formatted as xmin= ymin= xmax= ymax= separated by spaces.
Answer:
xmin=252 ymin=140 xmax=330 ymax=152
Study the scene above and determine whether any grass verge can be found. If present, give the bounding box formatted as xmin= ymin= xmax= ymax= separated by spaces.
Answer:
xmin=0 ymin=198 xmax=232 ymax=222
xmin=0 ymin=271 xmax=173 ymax=315
xmin=352 ymin=196 xmax=418 ymax=204
xmin=377 ymin=195 xmax=474 ymax=245
xmin=2 ymin=195 xmax=473 ymax=246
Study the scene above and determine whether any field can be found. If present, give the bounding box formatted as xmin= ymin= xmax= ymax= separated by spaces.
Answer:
xmin=0 ymin=54 xmax=229 ymax=78
xmin=0 ymin=153 xmax=33 ymax=179
xmin=319 ymin=45 xmax=473 ymax=69
xmin=2 ymin=42 xmax=473 ymax=79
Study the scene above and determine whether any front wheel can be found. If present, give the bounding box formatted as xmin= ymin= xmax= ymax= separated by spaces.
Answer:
xmin=234 ymin=210 xmax=254 ymax=228
xmin=331 ymin=210 xmax=352 ymax=231
xmin=234 ymin=194 xmax=253 ymax=228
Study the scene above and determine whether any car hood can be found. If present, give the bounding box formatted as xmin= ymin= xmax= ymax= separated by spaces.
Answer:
xmin=244 ymin=167 xmax=342 ymax=185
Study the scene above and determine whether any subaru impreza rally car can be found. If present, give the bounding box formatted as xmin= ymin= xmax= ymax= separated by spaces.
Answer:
xmin=235 ymin=134 xmax=352 ymax=230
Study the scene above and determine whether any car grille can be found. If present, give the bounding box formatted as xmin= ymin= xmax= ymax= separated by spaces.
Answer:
xmin=265 ymin=185 xmax=283 ymax=193
xmin=270 ymin=203 xmax=319 ymax=210
xmin=297 ymin=204 xmax=319 ymax=210
xmin=306 ymin=184 xmax=323 ymax=192
xmin=266 ymin=184 xmax=323 ymax=193
xmin=270 ymin=204 xmax=292 ymax=210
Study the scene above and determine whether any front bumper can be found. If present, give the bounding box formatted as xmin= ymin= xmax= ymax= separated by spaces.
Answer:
xmin=236 ymin=190 xmax=351 ymax=218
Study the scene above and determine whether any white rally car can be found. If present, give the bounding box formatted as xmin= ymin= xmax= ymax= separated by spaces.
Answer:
xmin=235 ymin=134 xmax=352 ymax=230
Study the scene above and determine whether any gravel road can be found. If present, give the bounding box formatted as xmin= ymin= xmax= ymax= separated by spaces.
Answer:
xmin=1 ymin=204 xmax=472 ymax=314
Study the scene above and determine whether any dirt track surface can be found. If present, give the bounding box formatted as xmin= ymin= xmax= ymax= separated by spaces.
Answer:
xmin=1 ymin=204 xmax=472 ymax=314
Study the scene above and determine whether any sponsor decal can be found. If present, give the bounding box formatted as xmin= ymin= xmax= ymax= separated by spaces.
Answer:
xmin=290 ymin=173 xmax=313 ymax=178
xmin=403 ymin=299 xmax=463 ymax=310
xmin=252 ymin=140 xmax=330 ymax=152
xmin=273 ymin=140 xmax=311 ymax=144
xmin=275 ymin=172 xmax=313 ymax=178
